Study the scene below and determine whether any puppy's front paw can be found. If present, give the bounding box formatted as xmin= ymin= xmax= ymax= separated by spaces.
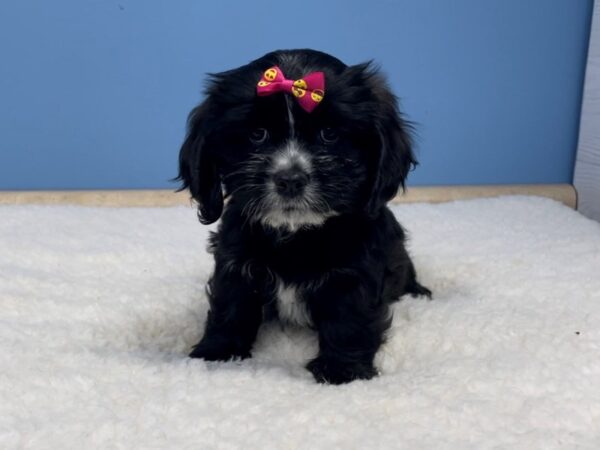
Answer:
xmin=189 ymin=338 xmax=251 ymax=361
xmin=306 ymin=357 xmax=378 ymax=385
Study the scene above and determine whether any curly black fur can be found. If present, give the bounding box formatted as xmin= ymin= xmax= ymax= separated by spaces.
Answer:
xmin=177 ymin=49 xmax=431 ymax=384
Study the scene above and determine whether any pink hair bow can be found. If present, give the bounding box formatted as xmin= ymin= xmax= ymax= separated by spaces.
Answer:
xmin=256 ymin=66 xmax=325 ymax=113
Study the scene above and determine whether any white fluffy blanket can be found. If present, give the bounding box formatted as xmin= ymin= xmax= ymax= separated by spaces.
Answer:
xmin=1 ymin=196 xmax=599 ymax=449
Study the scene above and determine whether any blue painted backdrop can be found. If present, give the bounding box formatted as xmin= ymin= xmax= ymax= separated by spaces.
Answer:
xmin=0 ymin=0 xmax=593 ymax=190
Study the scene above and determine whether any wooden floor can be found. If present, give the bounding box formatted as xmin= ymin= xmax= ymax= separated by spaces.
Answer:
xmin=0 ymin=184 xmax=577 ymax=209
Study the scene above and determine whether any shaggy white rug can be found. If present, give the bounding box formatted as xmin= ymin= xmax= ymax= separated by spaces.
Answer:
xmin=1 ymin=196 xmax=599 ymax=449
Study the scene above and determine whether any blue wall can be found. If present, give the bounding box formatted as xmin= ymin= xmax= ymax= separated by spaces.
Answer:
xmin=0 ymin=0 xmax=593 ymax=190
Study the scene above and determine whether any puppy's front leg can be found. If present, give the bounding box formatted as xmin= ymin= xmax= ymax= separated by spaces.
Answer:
xmin=306 ymin=275 xmax=391 ymax=384
xmin=189 ymin=262 xmax=263 ymax=361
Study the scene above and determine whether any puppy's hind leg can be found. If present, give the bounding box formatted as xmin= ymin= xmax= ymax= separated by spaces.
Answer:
xmin=404 ymin=260 xmax=432 ymax=299
xmin=384 ymin=243 xmax=432 ymax=301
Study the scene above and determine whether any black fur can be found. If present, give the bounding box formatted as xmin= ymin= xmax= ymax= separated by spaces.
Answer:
xmin=177 ymin=49 xmax=431 ymax=384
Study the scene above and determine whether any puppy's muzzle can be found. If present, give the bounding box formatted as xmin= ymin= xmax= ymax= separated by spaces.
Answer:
xmin=272 ymin=167 xmax=310 ymax=198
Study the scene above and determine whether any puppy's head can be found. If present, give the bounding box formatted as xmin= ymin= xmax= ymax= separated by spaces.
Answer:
xmin=177 ymin=49 xmax=416 ymax=230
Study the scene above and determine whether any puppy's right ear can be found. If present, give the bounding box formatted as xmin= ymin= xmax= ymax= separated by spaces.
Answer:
xmin=176 ymin=102 xmax=223 ymax=224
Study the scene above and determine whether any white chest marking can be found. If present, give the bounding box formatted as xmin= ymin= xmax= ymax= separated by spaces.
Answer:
xmin=275 ymin=280 xmax=313 ymax=327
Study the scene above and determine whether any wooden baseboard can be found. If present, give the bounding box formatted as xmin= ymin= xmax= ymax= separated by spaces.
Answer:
xmin=0 ymin=184 xmax=577 ymax=209
xmin=395 ymin=184 xmax=577 ymax=209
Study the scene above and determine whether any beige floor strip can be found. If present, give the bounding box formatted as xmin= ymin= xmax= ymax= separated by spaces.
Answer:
xmin=0 ymin=184 xmax=577 ymax=209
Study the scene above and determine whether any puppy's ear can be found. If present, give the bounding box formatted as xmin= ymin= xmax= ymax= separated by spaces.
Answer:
xmin=363 ymin=67 xmax=417 ymax=217
xmin=176 ymin=102 xmax=223 ymax=224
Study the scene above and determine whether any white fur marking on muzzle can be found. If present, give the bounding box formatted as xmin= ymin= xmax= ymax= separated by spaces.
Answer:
xmin=271 ymin=139 xmax=312 ymax=173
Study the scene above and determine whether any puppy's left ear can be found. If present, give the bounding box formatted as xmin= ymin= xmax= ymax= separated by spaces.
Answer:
xmin=175 ymin=101 xmax=224 ymax=224
xmin=364 ymin=70 xmax=417 ymax=217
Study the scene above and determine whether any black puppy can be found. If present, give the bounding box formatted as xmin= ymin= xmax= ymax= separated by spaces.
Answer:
xmin=177 ymin=49 xmax=431 ymax=384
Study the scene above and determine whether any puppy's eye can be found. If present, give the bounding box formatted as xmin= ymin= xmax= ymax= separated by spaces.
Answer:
xmin=249 ymin=128 xmax=269 ymax=145
xmin=320 ymin=127 xmax=339 ymax=144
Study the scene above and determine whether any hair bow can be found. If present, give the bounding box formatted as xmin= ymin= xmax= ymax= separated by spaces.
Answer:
xmin=256 ymin=66 xmax=325 ymax=113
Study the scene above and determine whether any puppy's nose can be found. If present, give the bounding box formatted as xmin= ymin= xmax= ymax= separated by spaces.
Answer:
xmin=273 ymin=168 xmax=309 ymax=198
